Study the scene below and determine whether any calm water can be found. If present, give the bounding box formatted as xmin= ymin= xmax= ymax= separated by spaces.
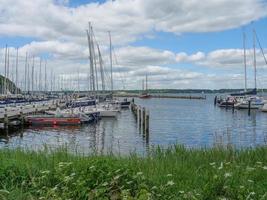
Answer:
xmin=1 ymin=94 xmax=267 ymax=154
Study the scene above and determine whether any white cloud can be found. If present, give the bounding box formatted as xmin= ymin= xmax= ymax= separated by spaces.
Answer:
xmin=0 ymin=0 xmax=267 ymax=89
xmin=143 ymin=0 xmax=267 ymax=33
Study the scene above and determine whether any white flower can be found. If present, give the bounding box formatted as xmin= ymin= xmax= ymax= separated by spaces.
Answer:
xmin=166 ymin=180 xmax=175 ymax=186
xmin=136 ymin=172 xmax=143 ymax=176
xmin=224 ymin=172 xmax=232 ymax=178
xmin=209 ymin=162 xmax=216 ymax=166
xmin=218 ymin=162 xmax=223 ymax=170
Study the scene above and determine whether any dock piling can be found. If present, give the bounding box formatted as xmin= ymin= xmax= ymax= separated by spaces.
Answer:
xmin=248 ymin=100 xmax=251 ymax=116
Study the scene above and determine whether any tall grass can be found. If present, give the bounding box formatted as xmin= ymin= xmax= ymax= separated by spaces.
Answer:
xmin=0 ymin=146 xmax=267 ymax=199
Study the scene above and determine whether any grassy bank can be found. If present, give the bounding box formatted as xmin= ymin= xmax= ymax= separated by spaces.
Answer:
xmin=0 ymin=146 xmax=267 ymax=199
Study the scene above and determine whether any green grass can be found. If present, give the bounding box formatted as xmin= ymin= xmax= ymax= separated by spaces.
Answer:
xmin=0 ymin=146 xmax=267 ymax=199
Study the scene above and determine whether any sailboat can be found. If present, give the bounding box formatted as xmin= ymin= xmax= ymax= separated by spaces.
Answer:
xmin=234 ymin=29 xmax=264 ymax=109
xmin=139 ymin=74 xmax=151 ymax=99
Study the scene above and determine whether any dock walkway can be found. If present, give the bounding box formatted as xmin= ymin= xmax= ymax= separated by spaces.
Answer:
xmin=0 ymin=100 xmax=65 ymax=124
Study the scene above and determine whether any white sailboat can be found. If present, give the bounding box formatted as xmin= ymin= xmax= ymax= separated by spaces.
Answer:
xmin=234 ymin=29 xmax=264 ymax=109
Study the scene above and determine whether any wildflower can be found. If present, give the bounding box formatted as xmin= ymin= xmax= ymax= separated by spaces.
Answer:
xmin=126 ymin=181 xmax=133 ymax=185
xmin=41 ymin=170 xmax=50 ymax=174
xmin=166 ymin=180 xmax=175 ymax=186
xmin=224 ymin=172 xmax=232 ymax=178
xmin=218 ymin=162 xmax=223 ymax=170
xmin=246 ymin=167 xmax=255 ymax=172
xmin=151 ymin=186 xmax=157 ymax=190
xmin=136 ymin=172 xmax=143 ymax=176
xmin=102 ymin=182 xmax=108 ymax=186
xmin=167 ymin=174 xmax=173 ymax=177
xmin=209 ymin=162 xmax=216 ymax=166
xmin=70 ymin=173 xmax=76 ymax=177
xmin=114 ymin=175 xmax=120 ymax=180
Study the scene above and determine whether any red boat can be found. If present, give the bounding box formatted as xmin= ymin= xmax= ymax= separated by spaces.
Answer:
xmin=26 ymin=115 xmax=81 ymax=126
xmin=139 ymin=93 xmax=152 ymax=99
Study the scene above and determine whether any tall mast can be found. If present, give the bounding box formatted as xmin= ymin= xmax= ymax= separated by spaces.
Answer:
xmin=44 ymin=60 xmax=47 ymax=92
xmin=108 ymin=31 xmax=113 ymax=92
xmin=97 ymin=44 xmax=105 ymax=91
xmin=24 ymin=52 xmax=28 ymax=93
xmin=15 ymin=48 xmax=18 ymax=94
xmin=253 ymin=29 xmax=257 ymax=90
xmin=146 ymin=74 xmax=148 ymax=91
xmin=243 ymin=31 xmax=247 ymax=92
xmin=86 ymin=22 xmax=95 ymax=93
xmin=91 ymin=28 xmax=99 ymax=92
xmin=39 ymin=58 xmax=42 ymax=92
xmin=32 ymin=56 xmax=35 ymax=93
xmin=4 ymin=45 xmax=7 ymax=95
xmin=7 ymin=48 xmax=9 ymax=94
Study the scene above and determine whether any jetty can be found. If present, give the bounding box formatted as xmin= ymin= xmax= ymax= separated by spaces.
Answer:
xmin=114 ymin=93 xmax=206 ymax=100
xmin=0 ymin=99 xmax=65 ymax=128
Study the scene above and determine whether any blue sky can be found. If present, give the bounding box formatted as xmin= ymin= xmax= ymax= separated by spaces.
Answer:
xmin=0 ymin=0 xmax=267 ymax=90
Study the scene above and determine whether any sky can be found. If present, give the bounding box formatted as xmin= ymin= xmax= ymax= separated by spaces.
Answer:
xmin=0 ymin=0 xmax=267 ymax=90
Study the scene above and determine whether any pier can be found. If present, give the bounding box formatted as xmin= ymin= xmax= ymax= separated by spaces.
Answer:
xmin=131 ymin=101 xmax=150 ymax=143
xmin=115 ymin=93 xmax=206 ymax=100
xmin=0 ymin=100 xmax=65 ymax=128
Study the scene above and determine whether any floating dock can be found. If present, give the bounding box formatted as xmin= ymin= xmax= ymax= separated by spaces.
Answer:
xmin=114 ymin=94 xmax=206 ymax=100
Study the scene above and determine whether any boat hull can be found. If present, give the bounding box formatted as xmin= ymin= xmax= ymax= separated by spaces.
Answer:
xmin=26 ymin=117 xmax=81 ymax=126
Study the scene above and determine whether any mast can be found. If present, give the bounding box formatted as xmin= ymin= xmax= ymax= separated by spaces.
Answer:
xmin=108 ymin=31 xmax=113 ymax=93
xmin=86 ymin=22 xmax=95 ymax=93
xmin=91 ymin=27 xmax=99 ymax=92
xmin=15 ymin=48 xmax=18 ymax=94
xmin=97 ymin=44 xmax=105 ymax=92
xmin=24 ymin=52 xmax=28 ymax=93
xmin=44 ymin=60 xmax=47 ymax=92
xmin=243 ymin=31 xmax=247 ymax=92
xmin=39 ymin=58 xmax=42 ymax=92
xmin=7 ymin=48 xmax=9 ymax=94
xmin=32 ymin=56 xmax=35 ymax=93
xmin=4 ymin=45 xmax=7 ymax=95
xmin=146 ymin=74 xmax=148 ymax=91
xmin=253 ymin=29 xmax=257 ymax=90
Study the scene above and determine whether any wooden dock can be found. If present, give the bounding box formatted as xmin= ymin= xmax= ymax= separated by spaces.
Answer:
xmin=0 ymin=100 xmax=65 ymax=127
xmin=114 ymin=94 xmax=206 ymax=100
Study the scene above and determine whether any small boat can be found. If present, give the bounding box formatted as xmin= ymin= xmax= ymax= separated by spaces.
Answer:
xmin=26 ymin=115 xmax=83 ymax=126
xmin=218 ymin=96 xmax=236 ymax=107
xmin=27 ymin=109 xmax=93 ymax=126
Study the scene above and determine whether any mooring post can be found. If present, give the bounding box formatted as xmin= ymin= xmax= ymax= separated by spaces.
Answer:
xmin=145 ymin=110 xmax=150 ymax=135
xmin=20 ymin=106 xmax=24 ymax=125
xmin=139 ymin=106 xmax=142 ymax=129
xmin=4 ymin=108 xmax=8 ymax=129
xmin=214 ymin=96 xmax=217 ymax=106
xmin=142 ymin=107 xmax=146 ymax=133
xmin=248 ymin=100 xmax=251 ymax=116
